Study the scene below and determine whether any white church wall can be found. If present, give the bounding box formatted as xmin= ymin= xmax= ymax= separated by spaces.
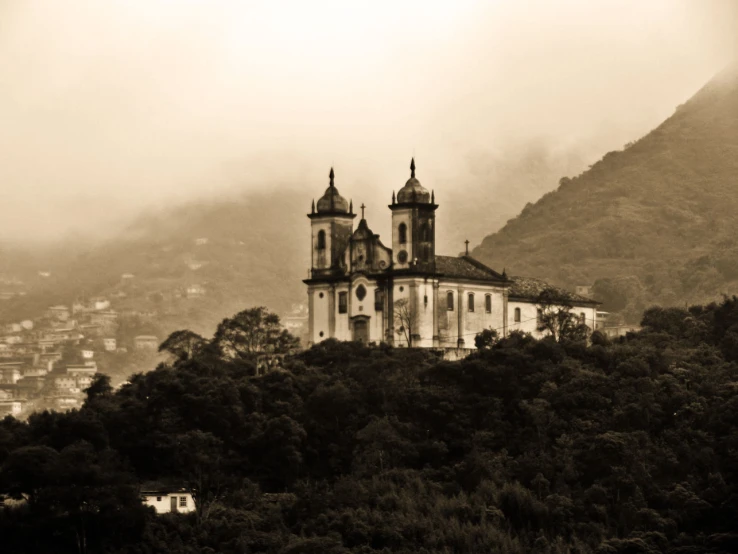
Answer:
xmin=308 ymin=285 xmax=332 ymax=344
xmin=462 ymin=285 xmax=506 ymax=345
xmin=507 ymin=301 xmax=598 ymax=338
xmin=437 ymin=283 xmax=505 ymax=348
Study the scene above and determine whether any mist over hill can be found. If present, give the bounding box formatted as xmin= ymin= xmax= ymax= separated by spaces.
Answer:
xmin=0 ymin=191 xmax=310 ymax=336
xmin=473 ymin=64 xmax=738 ymax=323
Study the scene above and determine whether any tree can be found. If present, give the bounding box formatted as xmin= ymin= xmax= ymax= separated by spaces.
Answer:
xmin=212 ymin=307 xmax=300 ymax=360
xmin=474 ymin=328 xmax=499 ymax=350
xmin=84 ymin=374 xmax=112 ymax=401
xmin=535 ymin=288 xmax=589 ymax=342
xmin=159 ymin=329 xmax=207 ymax=361
xmin=394 ymin=298 xmax=416 ymax=347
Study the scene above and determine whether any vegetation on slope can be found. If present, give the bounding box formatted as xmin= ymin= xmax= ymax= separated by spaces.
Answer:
xmin=473 ymin=65 xmax=738 ymax=323
xmin=3 ymin=299 xmax=738 ymax=552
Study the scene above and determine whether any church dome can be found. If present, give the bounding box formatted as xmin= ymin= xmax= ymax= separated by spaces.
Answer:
xmin=396 ymin=158 xmax=431 ymax=204
xmin=316 ymin=168 xmax=350 ymax=214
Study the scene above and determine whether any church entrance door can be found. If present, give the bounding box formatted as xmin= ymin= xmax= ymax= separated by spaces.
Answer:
xmin=353 ymin=319 xmax=369 ymax=343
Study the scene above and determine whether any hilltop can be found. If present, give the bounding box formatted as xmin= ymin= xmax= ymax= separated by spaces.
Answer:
xmin=473 ymin=65 xmax=738 ymax=323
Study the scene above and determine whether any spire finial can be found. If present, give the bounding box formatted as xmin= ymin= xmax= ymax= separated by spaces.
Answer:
xmin=360 ymin=203 xmax=366 ymax=219
xmin=502 ymin=267 xmax=507 ymax=279
xmin=464 ymin=240 xmax=470 ymax=256
xmin=431 ymin=190 xmax=435 ymax=204
xmin=410 ymin=157 xmax=415 ymax=178
xmin=329 ymin=167 xmax=335 ymax=187
xmin=392 ymin=190 xmax=396 ymax=204
xmin=349 ymin=199 xmax=353 ymax=214
xmin=311 ymin=199 xmax=315 ymax=214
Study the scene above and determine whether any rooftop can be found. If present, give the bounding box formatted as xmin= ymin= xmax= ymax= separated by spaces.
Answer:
xmin=434 ymin=255 xmax=507 ymax=282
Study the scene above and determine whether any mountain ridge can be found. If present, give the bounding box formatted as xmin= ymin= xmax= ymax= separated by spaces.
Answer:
xmin=473 ymin=64 xmax=738 ymax=322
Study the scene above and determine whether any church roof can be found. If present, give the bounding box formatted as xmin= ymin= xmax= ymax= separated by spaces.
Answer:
xmin=435 ymin=255 xmax=507 ymax=282
xmin=315 ymin=168 xmax=351 ymax=215
xmin=508 ymin=276 xmax=599 ymax=305
xmin=396 ymin=158 xmax=431 ymax=204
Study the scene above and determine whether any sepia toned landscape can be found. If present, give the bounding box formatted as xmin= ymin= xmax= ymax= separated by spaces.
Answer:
xmin=1 ymin=1 xmax=737 ymax=553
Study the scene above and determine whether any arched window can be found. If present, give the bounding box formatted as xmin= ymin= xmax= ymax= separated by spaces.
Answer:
xmin=398 ymin=223 xmax=407 ymax=244
xmin=421 ymin=223 xmax=430 ymax=241
xmin=468 ymin=293 xmax=475 ymax=312
xmin=317 ymin=230 xmax=326 ymax=250
xmin=485 ymin=294 xmax=492 ymax=313
xmin=447 ymin=291 xmax=454 ymax=311
xmin=514 ymin=307 xmax=521 ymax=322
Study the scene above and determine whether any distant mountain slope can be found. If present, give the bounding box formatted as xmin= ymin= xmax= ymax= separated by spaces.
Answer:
xmin=473 ymin=65 xmax=738 ymax=323
xmin=0 ymin=190 xmax=310 ymax=336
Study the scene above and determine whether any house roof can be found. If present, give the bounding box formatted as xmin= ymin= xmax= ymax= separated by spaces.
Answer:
xmin=435 ymin=255 xmax=507 ymax=282
xmin=508 ymin=276 xmax=599 ymax=305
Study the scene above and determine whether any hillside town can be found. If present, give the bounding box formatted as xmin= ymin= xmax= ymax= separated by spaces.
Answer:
xmin=0 ymin=293 xmax=161 ymax=419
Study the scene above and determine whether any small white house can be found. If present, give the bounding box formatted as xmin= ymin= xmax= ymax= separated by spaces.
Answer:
xmin=141 ymin=489 xmax=195 ymax=514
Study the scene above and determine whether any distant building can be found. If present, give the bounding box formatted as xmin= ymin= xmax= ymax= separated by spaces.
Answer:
xmin=134 ymin=335 xmax=159 ymax=351
xmin=0 ymin=400 xmax=24 ymax=417
xmin=0 ymin=364 xmax=23 ymax=384
xmin=141 ymin=488 xmax=195 ymax=514
xmin=92 ymin=298 xmax=111 ymax=311
xmin=81 ymin=349 xmax=95 ymax=359
xmin=186 ymin=284 xmax=205 ymax=298
xmin=575 ymin=285 xmax=594 ymax=298
xmin=46 ymin=305 xmax=71 ymax=321
xmin=103 ymin=338 xmax=117 ymax=351
xmin=89 ymin=310 xmax=118 ymax=326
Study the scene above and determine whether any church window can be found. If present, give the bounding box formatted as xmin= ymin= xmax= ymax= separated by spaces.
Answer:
xmin=398 ymin=223 xmax=407 ymax=244
xmin=319 ymin=292 xmax=324 ymax=299
xmin=338 ymin=292 xmax=348 ymax=314
xmin=356 ymin=285 xmax=366 ymax=301
xmin=424 ymin=294 xmax=428 ymax=307
xmin=317 ymin=230 xmax=326 ymax=250
xmin=374 ymin=289 xmax=384 ymax=311
xmin=319 ymin=331 xmax=324 ymax=337
xmin=485 ymin=294 xmax=492 ymax=313
xmin=421 ymin=223 xmax=430 ymax=241
xmin=447 ymin=291 xmax=454 ymax=311
xmin=468 ymin=293 xmax=475 ymax=312
xmin=514 ymin=307 xmax=521 ymax=322
xmin=398 ymin=250 xmax=408 ymax=264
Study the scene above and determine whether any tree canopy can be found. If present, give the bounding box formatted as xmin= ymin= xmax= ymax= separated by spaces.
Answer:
xmin=3 ymin=299 xmax=738 ymax=552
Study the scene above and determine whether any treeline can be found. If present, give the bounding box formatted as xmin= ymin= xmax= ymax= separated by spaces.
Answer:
xmin=3 ymin=301 xmax=738 ymax=553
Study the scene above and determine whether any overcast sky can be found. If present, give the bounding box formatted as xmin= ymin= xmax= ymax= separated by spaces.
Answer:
xmin=0 ymin=0 xmax=735 ymax=244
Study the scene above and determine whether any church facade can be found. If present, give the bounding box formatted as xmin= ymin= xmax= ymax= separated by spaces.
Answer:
xmin=304 ymin=160 xmax=598 ymax=348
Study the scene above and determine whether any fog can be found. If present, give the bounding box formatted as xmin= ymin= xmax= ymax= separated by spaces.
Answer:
xmin=0 ymin=0 xmax=734 ymax=251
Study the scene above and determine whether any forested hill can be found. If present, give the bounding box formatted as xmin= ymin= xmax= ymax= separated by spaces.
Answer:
xmin=473 ymin=64 xmax=738 ymax=323
xmin=4 ymin=300 xmax=738 ymax=552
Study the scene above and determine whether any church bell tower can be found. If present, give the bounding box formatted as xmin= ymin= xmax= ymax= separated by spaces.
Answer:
xmin=389 ymin=158 xmax=437 ymax=273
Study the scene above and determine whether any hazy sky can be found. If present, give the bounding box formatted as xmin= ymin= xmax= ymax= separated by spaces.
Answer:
xmin=0 ymin=0 xmax=735 ymax=246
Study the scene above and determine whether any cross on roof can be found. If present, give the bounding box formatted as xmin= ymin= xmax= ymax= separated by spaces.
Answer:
xmin=465 ymin=240 xmax=470 ymax=255
xmin=360 ymin=203 xmax=366 ymax=219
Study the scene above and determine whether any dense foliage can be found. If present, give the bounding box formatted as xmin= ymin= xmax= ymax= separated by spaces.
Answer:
xmin=4 ymin=298 xmax=738 ymax=553
xmin=474 ymin=65 xmax=738 ymax=322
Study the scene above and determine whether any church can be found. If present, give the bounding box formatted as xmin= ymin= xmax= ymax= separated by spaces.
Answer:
xmin=304 ymin=159 xmax=598 ymax=349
